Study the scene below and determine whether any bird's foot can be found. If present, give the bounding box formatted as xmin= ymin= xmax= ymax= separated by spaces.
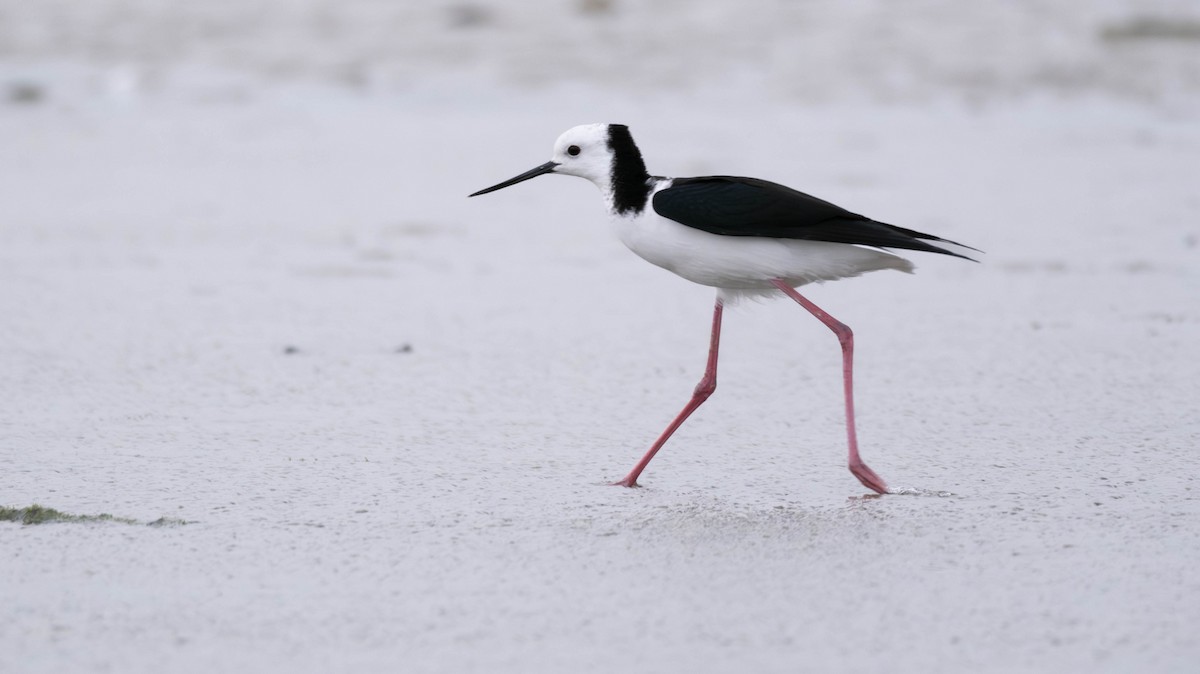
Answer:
xmin=850 ymin=462 xmax=890 ymax=495
xmin=610 ymin=476 xmax=641 ymax=488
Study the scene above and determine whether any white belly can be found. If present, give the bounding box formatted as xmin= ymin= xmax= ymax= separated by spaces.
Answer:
xmin=612 ymin=210 xmax=914 ymax=291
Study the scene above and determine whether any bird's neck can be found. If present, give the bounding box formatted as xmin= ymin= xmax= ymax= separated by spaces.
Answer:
xmin=605 ymin=131 xmax=653 ymax=217
xmin=605 ymin=165 xmax=653 ymax=217
xmin=604 ymin=176 xmax=653 ymax=217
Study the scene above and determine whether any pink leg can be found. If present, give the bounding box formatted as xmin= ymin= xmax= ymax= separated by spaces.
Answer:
xmin=770 ymin=279 xmax=889 ymax=494
xmin=613 ymin=298 xmax=724 ymax=487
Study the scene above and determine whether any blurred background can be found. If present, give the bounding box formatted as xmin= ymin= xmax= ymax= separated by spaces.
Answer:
xmin=3 ymin=0 xmax=1200 ymax=105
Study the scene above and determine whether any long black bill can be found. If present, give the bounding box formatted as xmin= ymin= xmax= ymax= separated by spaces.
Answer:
xmin=469 ymin=161 xmax=559 ymax=197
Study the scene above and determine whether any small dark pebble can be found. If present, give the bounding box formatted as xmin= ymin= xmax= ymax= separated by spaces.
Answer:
xmin=447 ymin=4 xmax=492 ymax=28
xmin=7 ymin=82 xmax=45 ymax=104
xmin=579 ymin=0 xmax=616 ymax=16
xmin=396 ymin=344 xmax=413 ymax=354
xmin=283 ymin=345 xmax=301 ymax=355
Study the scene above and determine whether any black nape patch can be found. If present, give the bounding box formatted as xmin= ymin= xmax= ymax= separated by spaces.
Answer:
xmin=606 ymin=124 xmax=652 ymax=216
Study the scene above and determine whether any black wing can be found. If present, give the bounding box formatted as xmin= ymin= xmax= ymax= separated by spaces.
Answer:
xmin=652 ymin=176 xmax=976 ymax=260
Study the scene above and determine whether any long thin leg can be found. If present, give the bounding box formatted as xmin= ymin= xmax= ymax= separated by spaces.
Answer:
xmin=770 ymin=279 xmax=889 ymax=494
xmin=613 ymin=298 xmax=724 ymax=487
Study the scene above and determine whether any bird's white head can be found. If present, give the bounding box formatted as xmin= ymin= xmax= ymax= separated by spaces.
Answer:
xmin=469 ymin=123 xmax=651 ymax=216
xmin=547 ymin=123 xmax=615 ymax=186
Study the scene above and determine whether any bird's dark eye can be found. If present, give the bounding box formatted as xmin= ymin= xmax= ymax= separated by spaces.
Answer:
xmin=567 ymin=145 xmax=581 ymax=156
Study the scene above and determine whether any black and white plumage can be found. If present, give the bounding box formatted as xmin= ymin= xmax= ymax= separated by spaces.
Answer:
xmin=653 ymin=176 xmax=970 ymax=257
xmin=469 ymin=123 xmax=976 ymax=494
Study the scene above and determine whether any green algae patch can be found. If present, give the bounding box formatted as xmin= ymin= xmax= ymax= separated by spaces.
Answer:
xmin=0 ymin=504 xmax=190 ymax=527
